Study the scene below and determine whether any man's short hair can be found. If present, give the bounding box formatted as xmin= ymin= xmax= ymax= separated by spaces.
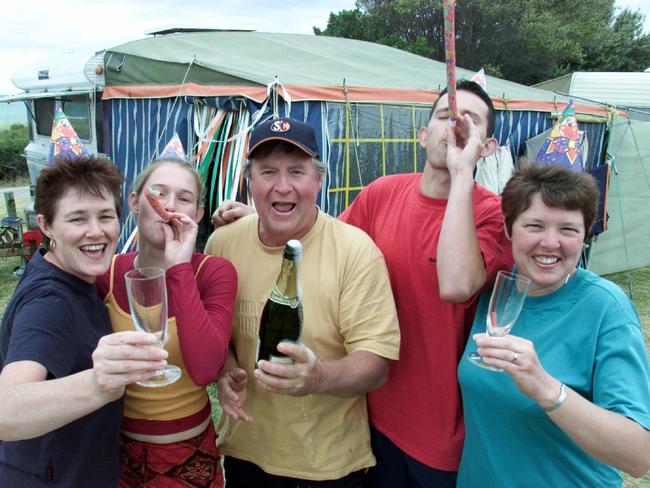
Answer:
xmin=429 ymin=80 xmax=496 ymax=138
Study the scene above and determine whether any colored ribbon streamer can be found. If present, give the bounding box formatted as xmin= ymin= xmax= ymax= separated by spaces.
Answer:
xmin=443 ymin=0 xmax=457 ymax=126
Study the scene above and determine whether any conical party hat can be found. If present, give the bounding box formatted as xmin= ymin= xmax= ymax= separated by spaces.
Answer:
xmin=48 ymin=104 xmax=89 ymax=164
xmin=534 ymin=100 xmax=584 ymax=171
xmin=470 ymin=68 xmax=487 ymax=91
xmin=159 ymin=133 xmax=187 ymax=160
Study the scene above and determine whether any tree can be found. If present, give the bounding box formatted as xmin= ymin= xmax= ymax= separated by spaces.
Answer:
xmin=582 ymin=8 xmax=650 ymax=72
xmin=314 ymin=0 xmax=650 ymax=85
xmin=0 ymin=124 xmax=28 ymax=183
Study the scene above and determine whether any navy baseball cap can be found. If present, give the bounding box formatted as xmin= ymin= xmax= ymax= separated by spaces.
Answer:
xmin=247 ymin=117 xmax=319 ymax=159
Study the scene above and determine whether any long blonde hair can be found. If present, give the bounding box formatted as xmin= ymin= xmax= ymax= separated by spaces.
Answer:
xmin=133 ymin=159 xmax=205 ymax=205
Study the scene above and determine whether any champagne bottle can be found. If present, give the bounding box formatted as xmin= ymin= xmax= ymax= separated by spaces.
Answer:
xmin=257 ymin=239 xmax=303 ymax=364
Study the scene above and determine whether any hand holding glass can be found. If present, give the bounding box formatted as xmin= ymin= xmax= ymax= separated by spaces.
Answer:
xmin=125 ymin=267 xmax=181 ymax=387
xmin=468 ymin=270 xmax=531 ymax=371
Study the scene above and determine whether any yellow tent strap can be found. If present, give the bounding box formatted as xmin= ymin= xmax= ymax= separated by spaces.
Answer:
xmin=343 ymin=80 xmax=351 ymax=208
xmin=380 ymin=104 xmax=386 ymax=176
xmin=412 ymin=105 xmax=418 ymax=172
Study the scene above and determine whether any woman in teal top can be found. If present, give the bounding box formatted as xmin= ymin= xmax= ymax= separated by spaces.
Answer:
xmin=458 ymin=164 xmax=650 ymax=487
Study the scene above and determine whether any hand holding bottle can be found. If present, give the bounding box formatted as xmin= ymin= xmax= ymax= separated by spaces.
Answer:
xmin=254 ymin=342 xmax=322 ymax=397
xmin=216 ymin=367 xmax=253 ymax=422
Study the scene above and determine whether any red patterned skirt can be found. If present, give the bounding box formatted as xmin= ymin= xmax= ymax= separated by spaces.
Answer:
xmin=119 ymin=422 xmax=223 ymax=488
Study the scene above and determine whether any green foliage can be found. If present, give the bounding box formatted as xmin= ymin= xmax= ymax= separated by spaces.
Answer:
xmin=0 ymin=256 xmax=22 ymax=316
xmin=315 ymin=0 xmax=650 ymax=85
xmin=0 ymin=124 xmax=28 ymax=182
xmin=582 ymin=8 xmax=650 ymax=72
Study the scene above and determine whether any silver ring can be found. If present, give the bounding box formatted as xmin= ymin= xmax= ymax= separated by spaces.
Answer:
xmin=511 ymin=352 xmax=519 ymax=363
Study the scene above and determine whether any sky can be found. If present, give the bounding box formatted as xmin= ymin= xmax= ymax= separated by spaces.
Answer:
xmin=1 ymin=0 xmax=649 ymax=94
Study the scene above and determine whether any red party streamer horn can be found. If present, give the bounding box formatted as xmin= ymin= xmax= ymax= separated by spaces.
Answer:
xmin=443 ymin=0 xmax=457 ymax=126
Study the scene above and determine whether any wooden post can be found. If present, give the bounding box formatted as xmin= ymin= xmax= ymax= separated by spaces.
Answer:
xmin=4 ymin=192 xmax=17 ymax=218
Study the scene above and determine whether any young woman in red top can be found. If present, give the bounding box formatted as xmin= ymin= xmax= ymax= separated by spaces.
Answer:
xmin=97 ymin=158 xmax=237 ymax=487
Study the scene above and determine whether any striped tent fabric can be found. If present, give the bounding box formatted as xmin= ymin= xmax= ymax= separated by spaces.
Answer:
xmin=325 ymin=102 xmax=607 ymax=216
xmin=105 ymin=97 xmax=193 ymax=250
xmin=104 ymin=96 xmax=607 ymax=249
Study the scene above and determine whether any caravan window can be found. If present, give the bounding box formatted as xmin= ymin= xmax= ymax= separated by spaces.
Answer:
xmin=34 ymin=95 xmax=91 ymax=141
xmin=34 ymin=99 xmax=55 ymax=137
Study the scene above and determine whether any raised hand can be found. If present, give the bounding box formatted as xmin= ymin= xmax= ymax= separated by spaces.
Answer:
xmin=211 ymin=200 xmax=255 ymax=228
xmin=446 ymin=113 xmax=484 ymax=177
xmin=161 ymin=212 xmax=199 ymax=268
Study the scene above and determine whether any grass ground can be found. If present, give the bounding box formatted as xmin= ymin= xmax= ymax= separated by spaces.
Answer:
xmin=0 ymin=175 xmax=29 ymax=189
xmin=0 ymin=188 xmax=32 ymax=312
xmin=0 ymin=202 xmax=648 ymax=485
xmin=605 ymin=268 xmax=650 ymax=487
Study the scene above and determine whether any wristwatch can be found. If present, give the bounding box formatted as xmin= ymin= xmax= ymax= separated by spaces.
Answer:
xmin=543 ymin=383 xmax=568 ymax=413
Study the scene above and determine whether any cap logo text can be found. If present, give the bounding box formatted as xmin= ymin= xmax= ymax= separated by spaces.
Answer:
xmin=270 ymin=120 xmax=291 ymax=133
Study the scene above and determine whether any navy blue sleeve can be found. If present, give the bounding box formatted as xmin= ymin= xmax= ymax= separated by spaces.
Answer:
xmin=5 ymin=294 xmax=78 ymax=378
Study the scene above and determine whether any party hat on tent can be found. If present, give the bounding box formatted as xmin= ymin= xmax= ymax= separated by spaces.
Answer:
xmin=470 ymin=68 xmax=487 ymax=91
xmin=534 ymin=100 xmax=584 ymax=171
xmin=159 ymin=133 xmax=187 ymax=160
xmin=48 ymin=104 xmax=89 ymax=164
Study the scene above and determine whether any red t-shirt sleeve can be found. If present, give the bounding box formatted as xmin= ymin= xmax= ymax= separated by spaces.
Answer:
xmin=475 ymin=194 xmax=514 ymax=290
xmin=166 ymin=256 xmax=237 ymax=385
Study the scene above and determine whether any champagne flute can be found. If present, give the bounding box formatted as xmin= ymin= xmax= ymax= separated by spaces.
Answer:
xmin=125 ymin=267 xmax=181 ymax=387
xmin=468 ymin=270 xmax=531 ymax=371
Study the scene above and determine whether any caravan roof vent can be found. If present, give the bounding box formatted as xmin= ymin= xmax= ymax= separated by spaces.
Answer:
xmin=83 ymin=50 xmax=106 ymax=86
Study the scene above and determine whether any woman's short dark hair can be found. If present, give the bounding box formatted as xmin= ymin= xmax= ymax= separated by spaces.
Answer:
xmin=501 ymin=162 xmax=600 ymax=240
xmin=35 ymin=155 xmax=124 ymax=224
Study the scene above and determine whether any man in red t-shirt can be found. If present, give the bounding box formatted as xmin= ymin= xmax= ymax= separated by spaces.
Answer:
xmin=339 ymin=81 xmax=512 ymax=487
xmin=210 ymin=81 xmax=513 ymax=487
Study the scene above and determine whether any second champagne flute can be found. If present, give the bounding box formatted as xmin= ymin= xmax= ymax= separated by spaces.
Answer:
xmin=468 ymin=270 xmax=531 ymax=371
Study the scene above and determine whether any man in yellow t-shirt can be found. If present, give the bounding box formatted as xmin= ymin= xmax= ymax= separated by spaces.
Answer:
xmin=205 ymin=117 xmax=400 ymax=487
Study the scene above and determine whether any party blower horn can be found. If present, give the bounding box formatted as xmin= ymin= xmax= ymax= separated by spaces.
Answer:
xmin=443 ymin=0 xmax=458 ymax=126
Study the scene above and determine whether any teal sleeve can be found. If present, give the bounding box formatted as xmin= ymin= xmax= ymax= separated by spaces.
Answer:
xmin=593 ymin=314 xmax=650 ymax=430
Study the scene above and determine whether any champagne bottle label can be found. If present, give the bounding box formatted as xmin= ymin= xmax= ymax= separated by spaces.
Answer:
xmin=269 ymin=353 xmax=294 ymax=364
xmin=269 ymin=284 xmax=300 ymax=308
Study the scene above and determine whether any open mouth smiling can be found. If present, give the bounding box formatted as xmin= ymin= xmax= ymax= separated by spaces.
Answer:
xmin=272 ymin=202 xmax=296 ymax=213
xmin=533 ymin=255 xmax=559 ymax=266
xmin=79 ymin=243 xmax=107 ymax=257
